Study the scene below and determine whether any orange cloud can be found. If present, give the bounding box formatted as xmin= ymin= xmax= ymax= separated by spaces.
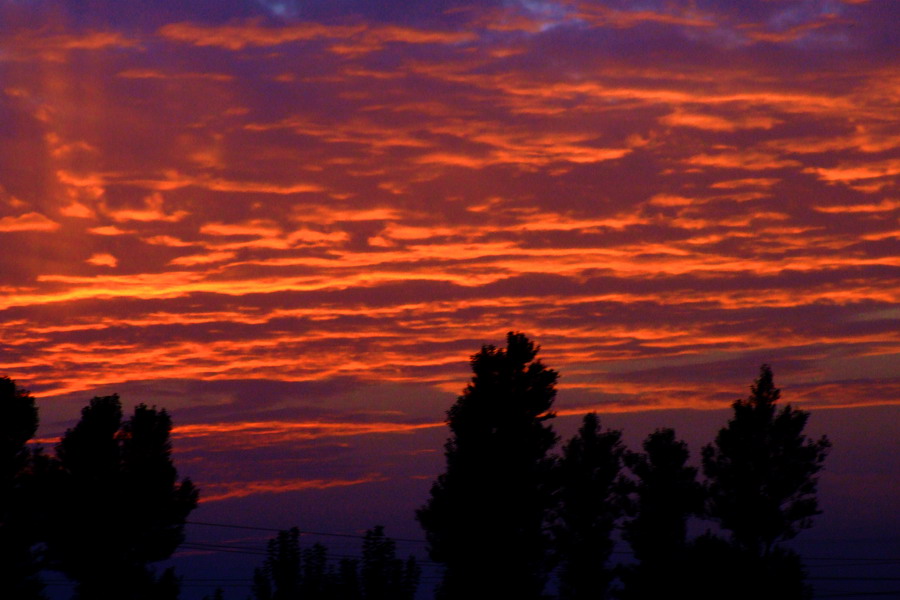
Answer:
xmin=201 ymin=475 xmax=387 ymax=503
xmin=85 ymin=253 xmax=118 ymax=267
xmin=1 ymin=30 xmax=138 ymax=61
xmin=328 ymin=24 xmax=476 ymax=55
xmin=104 ymin=192 xmax=188 ymax=223
xmin=686 ymin=150 xmax=802 ymax=170
xmin=0 ymin=212 xmax=60 ymax=232
xmin=814 ymin=199 xmax=900 ymax=213
xmin=201 ymin=221 xmax=282 ymax=238
xmin=117 ymin=68 xmax=234 ymax=81
xmin=660 ymin=110 xmax=779 ymax=131
xmin=805 ymin=159 xmax=900 ymax=182
xmin=574 ymin=4 xmax=716 ymax=30
xmin=710 ymin=178 xmax=780 ymax=189
xmin=158 ymin=20 xmax=474 ymax=54
xmin=649 ymin=194 xmax=695 ymax=207
xmin=89 ymin=225 xmax=133 ymax=236
xmin=174 ymin=420 xmax=442 ymax=442
xmin=126 ymin=173 xmax=325 ymax=195
xmin=158 ymin=20 xmax=361 ymax=50
xmin=739 ymin=15 xmax=848 ymax=44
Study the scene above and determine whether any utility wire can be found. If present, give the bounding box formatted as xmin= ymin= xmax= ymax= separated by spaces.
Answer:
xmin=186 ymin=520 xmax=428 ymax=544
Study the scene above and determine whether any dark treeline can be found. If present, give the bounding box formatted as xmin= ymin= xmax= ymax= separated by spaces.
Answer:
xmin=2 ymin=331 xmax=832 ymax=599
xmin=244 ymin=525 xmax=420 ymax=600
xmin=418 ymin=332 xmax=831 ymax=600
xmin=0 ymin=376 xmax=421 ymax=600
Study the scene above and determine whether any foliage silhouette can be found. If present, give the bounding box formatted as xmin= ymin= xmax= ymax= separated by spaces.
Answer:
xmin=700 ymin=364 xmax=830 ymax=597
xmin=333 ymin=556 xmax=363 ymax=600
xmin=417 ymin=332 xmax=559 ymax=600
xmin=48 ymin=394 xmax=198 ymax=600
xmin=703 ymin=365 xmax=831 ymax=555
xmin=684 ymin=533 xmax=811 ymax=600
xmin=618 ymin=428 xmax=704 ymax=599
xmin=251 ymin=526 xmax=418 ymax=600
xmin=0 ymin=377 xmax=46 ymax=599
xmin=554 ymin=412 xmax=627 ymax=600
xmin=361 ymin=525 xmax=420 ymax=600
xmin=301 ymin=542 xmax=329 ymax=599
xmin=256 ymin=527 xmax=301 ymax=600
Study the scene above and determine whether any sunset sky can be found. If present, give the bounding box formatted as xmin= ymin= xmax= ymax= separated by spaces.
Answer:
xmin=1 ymin=0 xmax=898 ymax=596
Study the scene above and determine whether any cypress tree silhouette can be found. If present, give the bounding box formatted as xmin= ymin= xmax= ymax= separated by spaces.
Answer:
xmin=252 ymin=567 xmax=274 ymax=600
xmin=334 ymin=557 xmax=362 ymax=600
xmin=0 ymin=377 xmax=46 ymax=599
xmin=700 ymin=364 xmax=831 ymax=598
xmin=554 ymin=412 xmax=627 ymax=600
xmin=255 ymin=527 xmax=301 ymax=600
xmin=301 ymin=542 xmax=329 ymax=599
xmin=48 ymin=395 xmax=198 ymax=600
xmin=417 ymin=332 xmax=559 ymax=600
xmin=361 ymin=526 xmax=420 ymax=600
xmin=618 ymin=428 xmax=704 ymax=599
xmin=361 ymin=526 xmax=394 ymax=600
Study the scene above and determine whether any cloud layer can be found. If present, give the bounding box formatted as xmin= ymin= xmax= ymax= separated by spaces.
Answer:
xmin=1 ymin=0 xmax=897 ymax=508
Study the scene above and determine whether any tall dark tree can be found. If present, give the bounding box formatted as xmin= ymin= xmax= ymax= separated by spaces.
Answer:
xmin=703 ymin=365 xmax=831 ymax=555
xmin=332 ymin=557 xmax=362 ymax=600
xmin=361 ymin=526 xmax=419 ymax=600
xmin=685 ymin=533 xmax=812 ymax=600
xmin=700 ymin=365 xmax=831 ymax=598
xmin=554 ymin=412 xmax=627 ymax=600
xmin=258 ymin=527 xmax=302 ymax=600
xmin=417 ymin=332 xmax=559 ymax=600
xmin=0 ymin=377 xmax=46 ymax=599
xmin=48 ymin=395 xmax=198 ymax=600
xmin=301 ymin=542 xmax=329 ymax=599
xmin=618 ymin=428 xmax=704 ymax=599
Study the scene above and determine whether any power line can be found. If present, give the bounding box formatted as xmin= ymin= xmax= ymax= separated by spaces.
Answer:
xmin=811 ymin=578 xmax=900 ymax=582
xmin=186 ymin=520 xmax=428 ymax=544
xmin=817 ymin=592 xmax=900 ymax=598
xmin=180 ymin=541 xmax=444 ymax=568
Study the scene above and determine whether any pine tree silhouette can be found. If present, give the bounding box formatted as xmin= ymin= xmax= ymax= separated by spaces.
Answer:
xmin=417 ymin=332 xmax=559 ymax=600
xmin=619 ymin=428 xmax=704 ymax=598
xmin=698 ymin=365 xmax=831 ymax=599
xmin=554 ymin=412 xmax=627 ymax=600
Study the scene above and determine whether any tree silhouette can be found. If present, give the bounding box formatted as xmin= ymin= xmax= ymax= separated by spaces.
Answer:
xmin=684 ymin=533 xmax=811 ymax=600
xmin=554 ymin=412 xmax=627 ymax=600
xmin=301 ymin=542 xmax=329 ymax=599
xmin=361 ymin=526 xmax=420 ymax=600
xmin=0 ymin=377 xmax=46 ymax=599
xmin=333 ymin=557 xmax=362 ymax=600
xmin=618 ymin=428 xmax=704 ymax=599
xmin=700 ymin=364 xmax=830 ymax=597
xmin=252 ymin=566 xmax=274 ymax=600
xmin=417 ymin=332 xmax=559 ymax=600
xmin=48 ymin=395 xmax=198 ymax=599
xmin=253 ymin=527 xmax=301 ymax=600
